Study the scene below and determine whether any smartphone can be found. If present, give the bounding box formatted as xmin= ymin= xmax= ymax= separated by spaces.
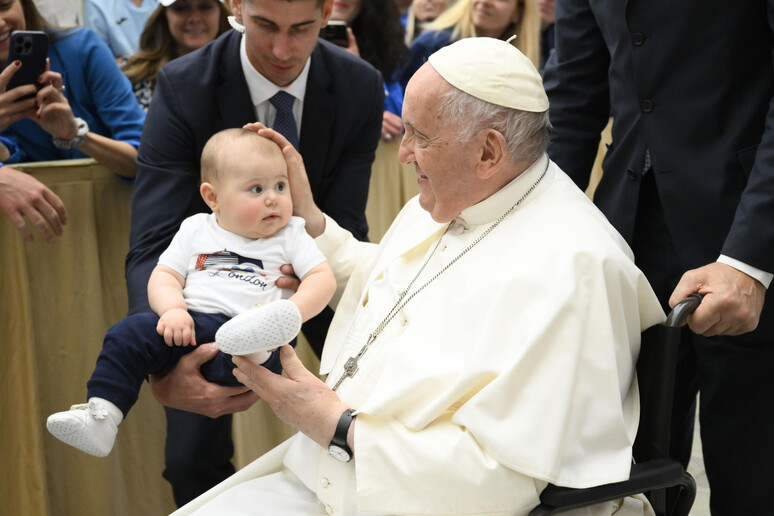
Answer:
xmin=6 ymin=30 xmax=49 ymax=95
xmin=319 ymin=21 xmax=348 ymax=47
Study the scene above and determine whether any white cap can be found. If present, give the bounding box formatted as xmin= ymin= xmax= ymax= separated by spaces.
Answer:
xmin=160 ymin=0 xmax=224 ymax=6
xmin=428 ymin=37 xmax=549 ymax=113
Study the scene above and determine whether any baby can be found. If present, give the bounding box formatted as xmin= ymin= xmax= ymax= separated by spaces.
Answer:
xmin=47 ymin=128 xmax=336 ymax=457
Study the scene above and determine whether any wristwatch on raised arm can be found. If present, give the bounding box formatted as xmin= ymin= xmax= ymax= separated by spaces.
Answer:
xmin=328 ymin=408 xmax=356 ymax=462
xmin=52 ymin=117 xmax=89 ymax=150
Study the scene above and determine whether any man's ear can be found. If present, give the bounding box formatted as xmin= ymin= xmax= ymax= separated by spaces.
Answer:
xmin=230 ymin=0 xmax=242 ymax=23
xmin=200 ymin=182 xmax=218 ymax=212
xmin=321 ymin=0 xmax=334 ymax=25
xmin=476 ymin=129 xmax=507 ymax=180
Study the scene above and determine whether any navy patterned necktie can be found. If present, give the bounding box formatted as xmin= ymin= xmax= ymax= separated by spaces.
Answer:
xmin=269 ymin=91 xmax=299 ymax=150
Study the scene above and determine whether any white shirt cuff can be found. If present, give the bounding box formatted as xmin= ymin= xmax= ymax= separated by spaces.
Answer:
xmin=717 ymin=255 xmax=772 ymax=289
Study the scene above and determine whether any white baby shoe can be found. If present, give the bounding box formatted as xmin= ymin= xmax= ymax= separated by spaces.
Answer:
xmin=46 ymin=398 xmax=122 ymax=457
xmin=216 ymin=299 xmax=302 ymax=356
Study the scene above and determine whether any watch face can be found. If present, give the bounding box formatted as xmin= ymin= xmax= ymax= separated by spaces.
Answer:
xmin=328 ymin=444 xmax=351 ymax=462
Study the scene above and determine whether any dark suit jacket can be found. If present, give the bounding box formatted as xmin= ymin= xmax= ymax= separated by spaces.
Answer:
xmin=543 ymin=0 xmax=774 ymax=339
xmin=126 ymin=30 xmax=384 ymax=315
xmin=544 ymin=0 xmax=774 ymax=275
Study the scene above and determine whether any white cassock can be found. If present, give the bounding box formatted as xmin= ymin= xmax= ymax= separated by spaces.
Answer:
xmin=174 ymin=155 xmax=665 ymax=516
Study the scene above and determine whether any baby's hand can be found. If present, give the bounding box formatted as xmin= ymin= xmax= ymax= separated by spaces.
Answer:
xmin=157 ymin=308 xmax=196 ymax=347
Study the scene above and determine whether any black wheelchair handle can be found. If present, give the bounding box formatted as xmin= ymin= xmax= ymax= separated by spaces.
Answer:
xmin=664 ymin=293 xmax=703 ymax=328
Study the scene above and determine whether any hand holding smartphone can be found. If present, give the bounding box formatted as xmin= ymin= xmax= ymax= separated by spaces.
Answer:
xmin=319 ymin=21 xmax=349 ymax=47
xmin=5 ymin=30 xmax=49 ymax=95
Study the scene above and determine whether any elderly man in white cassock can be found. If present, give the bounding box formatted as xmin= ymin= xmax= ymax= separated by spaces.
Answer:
xmin=171 ymin=37 xmax=665 ymax=516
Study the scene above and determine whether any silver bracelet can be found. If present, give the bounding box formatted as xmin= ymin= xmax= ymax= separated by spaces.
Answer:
xmin=52 ymin=117 xmax=89 ymax=150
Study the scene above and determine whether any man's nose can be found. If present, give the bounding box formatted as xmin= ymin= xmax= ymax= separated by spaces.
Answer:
xmin=397 ymin=136 xmax=413 ymax=165
xmin=272 ymin=33 xmax=292 ymax=61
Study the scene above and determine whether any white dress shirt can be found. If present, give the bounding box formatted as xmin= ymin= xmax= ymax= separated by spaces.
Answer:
xmin=239 ymin=35 xmax=311 ymax=138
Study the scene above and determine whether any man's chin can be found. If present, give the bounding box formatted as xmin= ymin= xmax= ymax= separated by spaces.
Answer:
xmin=420 ymin=198 xmax=455 ymax=223
xmin=418 ymin=194 xmax=433 ymax=215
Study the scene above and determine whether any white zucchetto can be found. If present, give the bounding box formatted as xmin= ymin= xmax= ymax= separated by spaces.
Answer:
xmin=428 ymin=37 xmax=549 ymax=113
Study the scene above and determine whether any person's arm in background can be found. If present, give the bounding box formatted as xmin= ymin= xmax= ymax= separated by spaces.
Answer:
xmin=71 ymin=28 xmax=145 ymax=177
xmin=541 ymin=0 xmax=611 ymax=189
xmin=668 ymin=0 xmax=774 ymax=336
xmin=0 ymin=59 xmax=49 ymax=165
xmin=0 ymin=62 xmax=67 ymax=241
xmin=23 ymin=31 xmax=144 ymax=178
xmin=0 ymin=164 xmax=66 ymax=242
xmin=34 ymin=83 xmax=140 ymax=178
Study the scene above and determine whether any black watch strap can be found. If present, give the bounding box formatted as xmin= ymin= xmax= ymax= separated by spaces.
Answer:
xmin=328 ymin=408 xmax=356 ymax=461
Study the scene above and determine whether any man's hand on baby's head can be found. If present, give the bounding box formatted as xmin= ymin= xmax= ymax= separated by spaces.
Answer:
xmin=156 ymin=308 xmax=197 ymax=347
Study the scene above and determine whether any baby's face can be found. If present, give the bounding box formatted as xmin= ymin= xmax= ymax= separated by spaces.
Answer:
xmin=213 ymin=151 xmax=292 ymax=239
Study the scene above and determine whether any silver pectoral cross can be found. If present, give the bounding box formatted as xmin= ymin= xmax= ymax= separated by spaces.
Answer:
xmin=332 ymin=357 xmax=359 ymax=391
xmin=332 ymin=334 xmax=377 ymax=391
xmin=344 ymin=356 xmax=360 ymax=377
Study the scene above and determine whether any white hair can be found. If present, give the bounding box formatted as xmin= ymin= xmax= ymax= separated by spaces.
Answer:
xmin=437 ymin=85 xmax=552 ymax=165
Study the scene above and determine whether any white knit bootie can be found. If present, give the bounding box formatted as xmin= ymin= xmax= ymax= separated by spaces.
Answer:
xmin=46 ymin=397 xmax=123 ymax=457
xmin=216 ymin=299 xmax=302 ymax=356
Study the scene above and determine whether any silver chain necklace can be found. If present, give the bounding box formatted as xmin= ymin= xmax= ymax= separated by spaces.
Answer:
xmin=331 ymin=161 xmax=548 ymax=391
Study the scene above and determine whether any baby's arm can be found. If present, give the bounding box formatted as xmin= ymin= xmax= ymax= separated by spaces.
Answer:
xmin=287 ymin=261 xmax=337 ymax=323
xmin=148 ymin=264 xmax=196 ymax=346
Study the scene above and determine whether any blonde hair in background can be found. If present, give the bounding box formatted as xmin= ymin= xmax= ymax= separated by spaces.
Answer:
xmin=404 ymin=4 xmax=420 ymax=44
xmin=427 ymin=0 xmax=541 ymax=68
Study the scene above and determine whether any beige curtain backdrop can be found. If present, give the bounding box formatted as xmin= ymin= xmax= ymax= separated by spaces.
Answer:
xmin=1 ymin=129 xmax=608 ymax=516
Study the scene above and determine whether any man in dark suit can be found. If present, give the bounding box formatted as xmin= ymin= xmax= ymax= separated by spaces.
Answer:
xmin=543 ymin=1 xmax=774 ymax=513
xmin=125 ymin=0 xmax=383 ymax=506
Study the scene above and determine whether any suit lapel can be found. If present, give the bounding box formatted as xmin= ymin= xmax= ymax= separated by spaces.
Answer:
xmin=300 ymin=44 xmax=335 ymax=196
xmin=215 ymin=32 xmax=255 ymax=130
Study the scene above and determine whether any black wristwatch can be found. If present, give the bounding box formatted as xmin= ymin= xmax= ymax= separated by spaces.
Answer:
xmin=328 ymin=408 xmax=356 ymax=462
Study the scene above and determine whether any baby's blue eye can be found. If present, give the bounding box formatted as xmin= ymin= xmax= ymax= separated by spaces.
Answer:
xmin=251 ymin=186 xmax=263 ymax=194
xmin=275 ymin=183 xmax=285 ymax=192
